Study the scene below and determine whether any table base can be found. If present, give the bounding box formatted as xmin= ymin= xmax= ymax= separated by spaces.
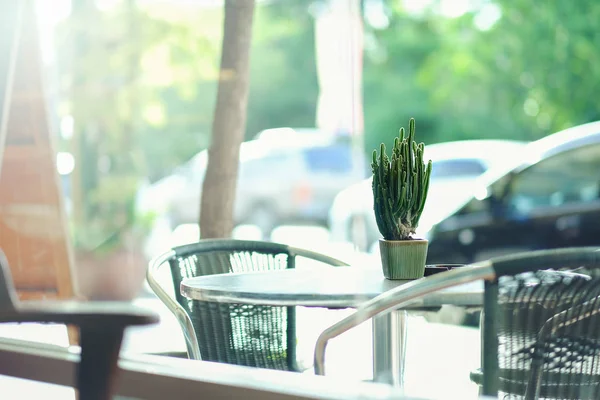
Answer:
xmin=372 ymin=310 xmax=408 ymax=387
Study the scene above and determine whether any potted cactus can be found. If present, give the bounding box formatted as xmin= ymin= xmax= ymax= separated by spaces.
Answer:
xmin=372 ymin=118 xmax=432 ymax=280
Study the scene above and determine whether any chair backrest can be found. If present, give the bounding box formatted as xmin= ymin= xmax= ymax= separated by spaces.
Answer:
xmin=165 ymin=239 xmax=346 ymax=371
xmin=482 ymin=247 xmax=600 ymax=399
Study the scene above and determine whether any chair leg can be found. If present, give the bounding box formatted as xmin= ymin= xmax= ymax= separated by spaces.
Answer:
xmin=524 ymin=358 xmax=543 ymax=400
xmin=77 ymin=326 xmax=125 ymax=400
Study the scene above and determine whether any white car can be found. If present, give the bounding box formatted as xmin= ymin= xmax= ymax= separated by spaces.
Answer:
xmin=328 ymin=140 xmax=528 ymax=252
xmin=136 ymin=129 xmax=367 ymax=240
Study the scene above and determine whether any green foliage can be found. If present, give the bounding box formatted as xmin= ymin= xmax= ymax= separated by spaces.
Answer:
xmin=372 ymin=119 xmax=432 ymax=241
xmin=419 ymin=0 xmax=600 ymax=141
xmin=362 ymin=6 xmax=442 ymax=152
xmin=245 ymin=0 xmax=318 ymax=137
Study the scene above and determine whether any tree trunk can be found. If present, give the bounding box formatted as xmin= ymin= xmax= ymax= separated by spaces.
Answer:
xmin=200 ymin=0 xmax=255 ymax=239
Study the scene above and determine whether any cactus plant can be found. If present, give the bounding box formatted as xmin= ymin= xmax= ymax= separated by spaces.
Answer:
xmin=372 ymin=118 xmax=433 ymax=241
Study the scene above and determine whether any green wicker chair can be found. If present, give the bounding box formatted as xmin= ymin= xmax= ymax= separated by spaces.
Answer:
xmin=314 ymin=247 xmax=600 ymax=399
xmin=471 ymin=251 xmax=600 ymax=399
xmin=147 ymin=239 xmax=348 ymax=371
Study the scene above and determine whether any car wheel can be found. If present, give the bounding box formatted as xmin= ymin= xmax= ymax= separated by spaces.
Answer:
xmin=166 ymin=211 xmax=183 ymax=230
xmin=247 ymin=205 xmax=277 ymax=240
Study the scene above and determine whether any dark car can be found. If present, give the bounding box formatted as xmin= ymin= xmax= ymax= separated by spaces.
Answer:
xmin=426 ymin=121 xmax=600 ymax=264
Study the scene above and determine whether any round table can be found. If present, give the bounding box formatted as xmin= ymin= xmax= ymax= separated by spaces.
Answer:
xmin=181 ymin=266 xmax=483 ymax=308
xmin=181 ymin=266 xmax=483 ymax=387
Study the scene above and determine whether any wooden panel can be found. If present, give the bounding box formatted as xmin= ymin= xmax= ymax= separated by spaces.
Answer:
xmin=0 ymin=0 xmax=77 ymax=305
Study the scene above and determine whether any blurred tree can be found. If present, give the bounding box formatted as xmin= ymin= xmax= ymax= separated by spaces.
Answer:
xmin=55 ymin=0 xmax=600 ymax=251
xmin=200 ymin=0 xmax=255 ymax=239
xmin=59 ymin=0 xmax=181 ymax=251
xmin=57 ymin=0 xmax=320 ymax=250
xmin=135 ymin=4 xmax=222 ymax=180
xmin=420 ymin=0 xmax=600 ymax=142
xmin=245 ymin=0 xmax=319 ymax=137
xmin=361 ymin=2 xmax=442 ymax=152
xmin=126 ymin=1 xmax=320 ymax=178
xmin=488 ymin=0 xmax=600 ymax=136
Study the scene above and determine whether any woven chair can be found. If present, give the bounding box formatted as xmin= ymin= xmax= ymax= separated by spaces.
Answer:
xmin=0 ymin=249 xmax=158 ymax=400
xmin=313 ymin=247 xmax=600 ymax=400
xmin=148 ymin=239 xmax=348 ymax=371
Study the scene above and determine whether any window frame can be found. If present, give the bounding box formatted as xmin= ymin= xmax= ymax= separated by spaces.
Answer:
xmin=0 ymin=337 xmax=405 ymax=400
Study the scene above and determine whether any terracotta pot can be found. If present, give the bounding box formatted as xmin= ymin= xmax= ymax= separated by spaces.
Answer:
xmin=74 ymin=239 xmax=147 ymax=301
xmin=379 ymin=238 xmax=428 ymax=280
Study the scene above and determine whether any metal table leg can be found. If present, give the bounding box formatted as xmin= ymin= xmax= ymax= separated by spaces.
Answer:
xmin=372 ymin=309 xmax=408 ymax=387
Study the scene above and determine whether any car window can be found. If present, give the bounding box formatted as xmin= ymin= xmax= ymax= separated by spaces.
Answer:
xmin=239 ymin=153 xmax=293 ymax=179
xmin=302 ymin=145 xmax=353 ymax=173
xmin=430 ymin=159 xmax=487 ymax=179
xmin=507 ymin=144 xmax=600 ymax=214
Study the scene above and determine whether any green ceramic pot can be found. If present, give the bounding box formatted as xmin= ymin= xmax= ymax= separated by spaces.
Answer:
xmin=379 ymin=239 xmax=428 ymax=280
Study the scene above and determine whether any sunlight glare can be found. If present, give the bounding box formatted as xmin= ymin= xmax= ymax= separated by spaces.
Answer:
xmin=474 ymin=2 xmax=501 ymax=31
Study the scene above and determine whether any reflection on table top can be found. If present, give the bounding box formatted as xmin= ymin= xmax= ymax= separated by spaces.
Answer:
xmin=181 ymin=266 xmax=483 ymax=309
